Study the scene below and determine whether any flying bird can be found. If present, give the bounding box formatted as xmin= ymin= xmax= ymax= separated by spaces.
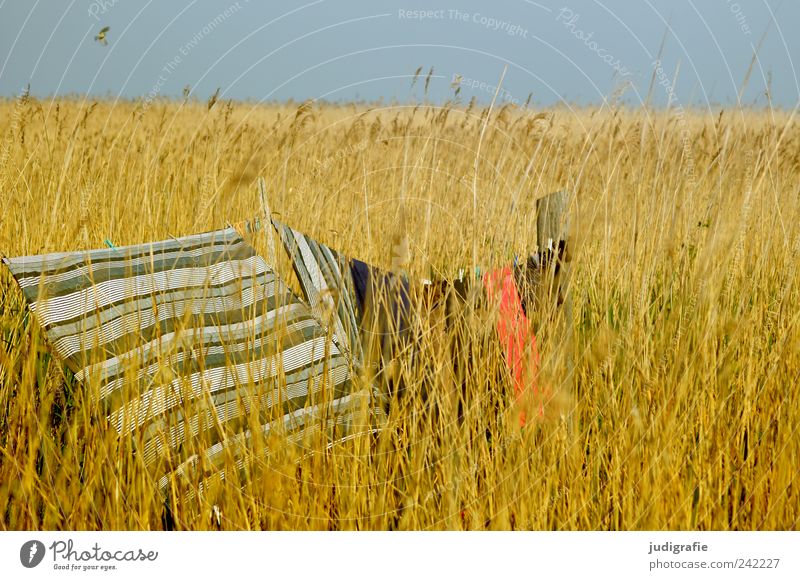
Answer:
xmin=95 ymin=26 xmax=110 ymax=46
xmin=450 ymin=74 xmax=462 ymax=98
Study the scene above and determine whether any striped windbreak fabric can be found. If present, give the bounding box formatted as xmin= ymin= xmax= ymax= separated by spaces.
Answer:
xmin=271 ymin=219 xmax=363 ymax=365
xmin=2 ymin=227 xmax=369 ymax=491
xmin=269 ymin=220 xmax=413 ymax=404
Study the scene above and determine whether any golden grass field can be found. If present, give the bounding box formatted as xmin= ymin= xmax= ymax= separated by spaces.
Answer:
xmin=0 ymin=93 xmax=798 ymax=530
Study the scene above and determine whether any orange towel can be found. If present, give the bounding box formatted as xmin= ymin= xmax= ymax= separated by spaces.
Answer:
xmin=483 ymin=267 xmax=542 ymax=425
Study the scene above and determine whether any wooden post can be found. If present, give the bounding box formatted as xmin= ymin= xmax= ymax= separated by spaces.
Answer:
xmin=536 ymin=190 xmax=570 ymax=255
xmin=258 ymin=177 xmax=278 ymax=268
xmin=534 ymin=190 xmax=571 ymax=313
xmin=534 ymin=189 xmax=574 ymax=422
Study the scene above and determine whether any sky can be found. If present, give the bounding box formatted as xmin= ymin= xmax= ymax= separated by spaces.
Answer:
xmin=0 ymin=0 xmax=798 ymax=109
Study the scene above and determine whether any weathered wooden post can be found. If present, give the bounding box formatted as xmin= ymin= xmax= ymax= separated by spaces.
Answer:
xmin=533 ymin=189 xmax=574 ymax=421
xmin=535 ymin=189 xmax=571 ymax=314
xmin=536 ymin=190 xmax=570 ymax=254
xmin=516 ymin=191 xmax=575 ymax=423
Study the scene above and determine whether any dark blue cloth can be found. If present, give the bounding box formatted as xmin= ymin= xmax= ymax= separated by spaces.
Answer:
xmin=348 ymin=257 xmax=411 ymax=337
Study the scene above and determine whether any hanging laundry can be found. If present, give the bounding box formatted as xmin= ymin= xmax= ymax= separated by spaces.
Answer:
xmin=483 ymin=267 xmax=542 ymax=425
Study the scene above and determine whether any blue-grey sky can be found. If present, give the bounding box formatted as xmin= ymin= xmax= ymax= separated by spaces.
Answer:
xmin=1 ymin=0 xmax=797 ymax=108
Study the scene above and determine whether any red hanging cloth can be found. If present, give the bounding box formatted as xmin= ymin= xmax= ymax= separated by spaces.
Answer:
xmin=483 ymin=267 xmax=542 ymax=425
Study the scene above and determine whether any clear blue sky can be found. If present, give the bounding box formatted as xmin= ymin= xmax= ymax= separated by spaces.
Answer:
xmin=1 ymin=0 xmax=797 ymax=108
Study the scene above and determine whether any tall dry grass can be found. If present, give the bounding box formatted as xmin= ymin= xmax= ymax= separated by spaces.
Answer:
xmin=0 ymin=93 xmax=798 ymax=530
